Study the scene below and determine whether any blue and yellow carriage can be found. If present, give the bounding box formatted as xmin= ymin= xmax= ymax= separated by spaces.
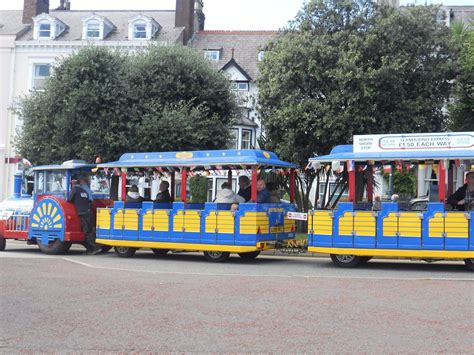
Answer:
xmin=307 ymin=133 xmax=474 ymax=270
xmin=95 ymin=149 xmax=297 ymax=262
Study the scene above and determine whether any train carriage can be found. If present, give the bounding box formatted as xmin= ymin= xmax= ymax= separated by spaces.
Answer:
xmin=307 ymin=132 xmax=474 ymax=270
xmin=95 ymin=149 xmax=297 ymax=262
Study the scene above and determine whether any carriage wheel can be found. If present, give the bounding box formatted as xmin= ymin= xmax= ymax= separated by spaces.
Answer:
xmin=238 ymin=251 xmax=260 ymax=260
xmin=37 ymin=239 xmax=72 ymax=255
xmin=203 ymin=251 xmax=230 ymax=262
xmin=465 ymin=259 xmax=474 ymax=271
xmin=114 ymin=246 xmax=136 ymax=258
xmin=0 ymin=237 xmax=5 ymax=251
xmin=330 ymin=254 xmax=362 ymax=268
xmin=152 ymin=249 xmax=169 ymax=256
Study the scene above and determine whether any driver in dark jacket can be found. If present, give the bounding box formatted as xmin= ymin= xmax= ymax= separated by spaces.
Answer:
xmin=447 ymin=171 xmax=474 ymax=211
xmin=68 ymin=176 xmax=101 ymax=255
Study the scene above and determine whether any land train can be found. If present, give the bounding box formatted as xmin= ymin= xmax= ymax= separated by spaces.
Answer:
xmin=1 ymin=132 xmax=473 ymax=270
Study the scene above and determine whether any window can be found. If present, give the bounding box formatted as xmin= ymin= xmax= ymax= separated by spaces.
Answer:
xmin=233 ymin=82 xmax=249 ymax=91
xmin=258 ymin=51 xmax=265 ymax=61
xmin=229 ymin=129 xmax=239 ymax=150
xmin=33 ymin=64 xmax=51 ymax=90
xmin=45 ymin=171 xmax=66 ymax=194
xmin=204 ymin=50 xmax=220 ymax=61
xmin=133 ymin=23 xmax=147 ymax=39
xmin=38 ymin=23 xmax=51 ymax=38
xmin=86 ymin=22 xmax=100 ymax=38
xmin=35 ymin=172 xmax=45 ymax=194
xmin=241 ymin=129 xmax=252 ymax=149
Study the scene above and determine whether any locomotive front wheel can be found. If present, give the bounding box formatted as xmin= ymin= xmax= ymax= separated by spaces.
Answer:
xmin=114 ymin=246 xmax=136 ymax=258
xmin=0 ymin=237 xmax=6 ymax=251
xmin=37 ymin=239 xmax=72 ymax=255
xmin=238 ymin=251 xmax=260 ymax=260
xmin=465 ymin=259 xmax=474 ymax=271
xmin=330 ymin=254 xmax=362 ymax=268
xmin=152 ymin=249 xmax=169 ymax=256
xmin=203 ymin=251 xmax=230 ymax=262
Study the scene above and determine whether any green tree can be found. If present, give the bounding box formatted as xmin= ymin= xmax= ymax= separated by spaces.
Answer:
xmin=258 ymin=0 xmax=458 ymax=212
xmin=449 ymin=19 xmax=474 ymax=131
xmin=15 ymin=45 xmax=237 ymax=165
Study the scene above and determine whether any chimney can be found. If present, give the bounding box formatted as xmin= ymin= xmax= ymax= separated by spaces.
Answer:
xmin=56 ymin=0 xmax=71 ymax=10
xmin=22 ymin=0 xmax=49 ymax=24
xmin=175 ymin=0 xmax=195 ymax=44
xmin=195 ymin=0 xmax=205 ymax=31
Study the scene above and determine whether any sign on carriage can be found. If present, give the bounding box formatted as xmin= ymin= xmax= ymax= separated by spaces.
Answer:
xmin=287 ymin=212 xmax=308 ymax=221
xmin=354 ymin=132 xmax=474 ymax=153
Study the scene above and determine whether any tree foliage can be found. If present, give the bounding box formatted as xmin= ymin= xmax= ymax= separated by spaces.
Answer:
xmin=258 ymin=0 xmax=458 ymax=211
xmin=449 ymin=19 xmax=474 ymax=131
xmin=15 ymin=45 xmax=237 ymax=165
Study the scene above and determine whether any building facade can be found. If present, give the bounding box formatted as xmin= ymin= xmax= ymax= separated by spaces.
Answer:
xmin=0 ymin=0 xmax=204 ymax=200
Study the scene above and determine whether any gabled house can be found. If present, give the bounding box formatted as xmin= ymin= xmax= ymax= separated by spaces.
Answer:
xmin=191 ymin=30 xmax=276 ymax=150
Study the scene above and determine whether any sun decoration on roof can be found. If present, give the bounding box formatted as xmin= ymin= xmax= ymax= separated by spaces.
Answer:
xmin=31 ymin=201 xmax=63 ymax=231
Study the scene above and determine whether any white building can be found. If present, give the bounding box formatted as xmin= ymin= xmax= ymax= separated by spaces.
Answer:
xmin=0 ymin=0 xmax=204 ymax=200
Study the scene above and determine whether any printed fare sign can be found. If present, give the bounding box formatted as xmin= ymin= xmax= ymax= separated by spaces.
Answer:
xmin=287 ymin=212 xmax=308 ymax=221
xmin=354 ymin=132 xmax=474 ymax=153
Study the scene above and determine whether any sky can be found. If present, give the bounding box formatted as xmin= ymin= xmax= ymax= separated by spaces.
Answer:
xmin=1 ymin=0 xmax=472 ymax=30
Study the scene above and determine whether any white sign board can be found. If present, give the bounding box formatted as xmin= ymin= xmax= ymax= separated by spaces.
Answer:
xmin=353 ymin=132 xmax=474 ymax=153
xmin=287 ymin=212 xmax=308 ymax=221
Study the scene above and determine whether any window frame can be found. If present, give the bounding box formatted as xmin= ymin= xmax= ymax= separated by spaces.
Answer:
xmin=38 ymin=22 xmax=52 ymax=38
xmin=240 ymin=129 xmax=253 ymax=150
xmin=85 ymin=21 xmax=101 ymax=39
xmin=31 ymin=63 xmax=52 ymax=90
xmin=133 ymin=22 xmax=147 ymax=39
xmin=204 ymin=50 xmax=220 ymax=61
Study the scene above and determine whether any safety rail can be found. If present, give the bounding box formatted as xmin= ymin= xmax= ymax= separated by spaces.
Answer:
xmin=4 ymin=214 xmax=30 ymax=232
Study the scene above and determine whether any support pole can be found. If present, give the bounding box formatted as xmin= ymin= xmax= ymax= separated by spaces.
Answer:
xmin=438 ymin=160 xmax=446 ymax=204
xmin=366 ymin=166 xmax=373 ymax=202
xmin=289 ymin=168 xmax=296 ymax=203
xmin=348 ymin=162 xmax=356 ymax=203
xmin=170 ymin=170 xmax=175 ymax=202
xmin=227 ymin=169 xmax=232 ymax=185
xmin=251 ymin=167 xmax=258 ymax=203
xmin=447 ymin=160 xmax=454 ymax=197
xmin=181 ymin=167 xmax=187 ymax=203
xmin=121 ymin=170 xmax=127 ymax=202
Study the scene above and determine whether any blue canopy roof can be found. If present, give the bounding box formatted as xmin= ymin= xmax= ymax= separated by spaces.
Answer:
xmin=31 ymin=160 xmax=96 ymax=171
xmin=98 ymin=150 xmax=295 ymax=169
xmin=310 ymin=145 xmax=474 ymax=163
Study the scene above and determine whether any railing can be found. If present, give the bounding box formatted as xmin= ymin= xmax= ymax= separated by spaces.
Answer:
xmin=4 ymin=214 xmax=30 ymax=232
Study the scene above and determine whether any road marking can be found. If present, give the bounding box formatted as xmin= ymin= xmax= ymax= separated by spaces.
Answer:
xmin=61 ymin=257 xmax=474 ymax=282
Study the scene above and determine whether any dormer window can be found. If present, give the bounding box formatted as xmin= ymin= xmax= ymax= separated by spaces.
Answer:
xmin=38 ymin=23 xmax=51 ymax=38
xmin=86 ymin=21 xmax=100 ymax=38
xmin=33 ymin=13 xmax=66 ymax=40
xmin=134 ymin=23 xmax=147 ymax=38
xmin=128 ymin=15 xmax=160 ymax=40
xmin=204 ymin=50 xmax=220 ymax=61
xmin=82 ymin=14 xmax=115 ymax=40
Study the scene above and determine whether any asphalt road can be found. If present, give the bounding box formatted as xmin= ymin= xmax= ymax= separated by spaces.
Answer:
xmin=1 ymin=241 xmax=473 ymax=353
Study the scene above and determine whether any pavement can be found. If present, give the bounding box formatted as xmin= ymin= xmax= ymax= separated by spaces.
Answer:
xmin=0 ymin=241 xmax=473 ymax=353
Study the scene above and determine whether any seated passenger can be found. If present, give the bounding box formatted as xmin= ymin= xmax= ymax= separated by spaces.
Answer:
xmin=448 ymin=171 xmax=474 ymax=211
xmin=390 ymin=194 xmax=400 ymax=202
xmin=126 ymin=185 xmax=142 ymax=203
xmin=266 ymin=182 xmax=281 ymax=203
xmin=238 ymin=176 xmax=252 ymax=202
xmin=154 ymin=181 xmax=172 ymax=203
xmin=257 ymin=179 xmax=270 ymax=203
xmin=372 ymin=196 xmax=381 ymax=211
xmin=215 ymin=182 xmax=245 ymax=203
